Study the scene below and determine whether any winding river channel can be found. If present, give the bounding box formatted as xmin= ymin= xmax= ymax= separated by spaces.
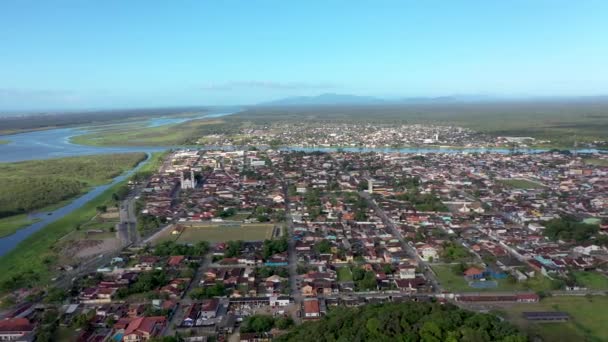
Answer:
xmin=0 ymin=109 xmax=602 ymax=255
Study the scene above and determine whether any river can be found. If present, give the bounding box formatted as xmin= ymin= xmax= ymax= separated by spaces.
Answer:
xmin=0 ymin=109 xmax=238 ymax=255
xmin=0 ymin=109 xmax=602 ymax=255
xmin=0 ymin=154 xmax=152 ymax=257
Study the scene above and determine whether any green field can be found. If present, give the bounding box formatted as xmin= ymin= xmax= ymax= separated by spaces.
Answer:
xmin=0 ymin=215 xmax=39 ymax=238
xmin=584 ymin=158 xmax=608 ymax=166
xmin=0 ymin=152 xmax=163 ymax=292
xmin=432 ymin=264 xmax=477 ymax=292
xmin=0 ymin=139 xmax=9 ymax=145
xmin=337 ymin=267 xmax=353 ymax=282
xmin=572 ymin=271 xmax=608 ymax=290
xmin=158 ymin=224 xmax=275 ymax=243
xmin=432 ymin=264 xmax=555 ymax=292
xmin=498 ymin=178 xmax=546 ymax=189
xmin=499 ymin=296 xmax=608 ymax=342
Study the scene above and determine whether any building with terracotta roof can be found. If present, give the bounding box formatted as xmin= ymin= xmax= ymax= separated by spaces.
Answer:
xmin=0 ymin=318 xmax=35 ymax=342
xmin=302 ymin=298 xmax=320 ymax=319
xmin=122 ymin=316 xmax=166 ymax=341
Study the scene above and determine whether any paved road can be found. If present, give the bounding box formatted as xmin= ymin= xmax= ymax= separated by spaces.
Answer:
xmin=359 ymin=191 xmax=442 ymax=292
xmin=283 ymin=183 xmax=302 ymax=309
xmin=164 ymin=251 xmax=213 ymax=336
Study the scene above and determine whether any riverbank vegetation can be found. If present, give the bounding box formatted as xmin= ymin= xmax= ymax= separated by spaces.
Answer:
xmin=0 ymin=153 xmax=146 ymax=220
xmin=70 ymin=118 xmax=230 ymax=146
xmin=0 ymin=139 xmax=9 ymax=144
xmin=0 ymin=152 xmax=165 ymax=292
xmin=0 ymin=215 xmax=40 ymax=238
xmin=277 ymin=301 xmax=526 ymax=341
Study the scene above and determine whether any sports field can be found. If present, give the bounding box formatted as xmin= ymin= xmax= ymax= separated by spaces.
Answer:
xmin=498 ymin=296 xmax=608 ymax=342
xmin=156 ymin=223 xmax=275 ymax=243
xmin=498 ymin=178 xmax=546 ymax=189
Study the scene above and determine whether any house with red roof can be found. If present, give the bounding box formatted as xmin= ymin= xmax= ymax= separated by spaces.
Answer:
xmin=167 ymin=255 xmax=185 ymax=267
xmin=463 ymin=267 xmax=485 ymax=280
xmin=0 ymin=318 xmax=34 ymax=342
xmin=302 ymin=298 xmax=320 ymax=319
xmin=122 ymin=316 xmax=166 ymax=341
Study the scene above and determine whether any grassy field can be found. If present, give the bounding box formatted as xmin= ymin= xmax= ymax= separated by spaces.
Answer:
xmin=498 ymin=178 xmax=546 ymax=189
xmin=0 ymin=215 xmax=39 ymax=238
xmin=71 ymin=118 xmax=226 ymax=146
xmin=432 ymin=264 xmax=555 ymax=292
xmin=157 ymin=223 xmax=275 ymax=243
xmin=498 ymin=296 xmax=608 ymax=342
xmin=0 ymin=152 xmax=163 ymax=290
xmin=572 ymin=271 xmax=608 ymax=290
xmin=0 ymin=139 xmax=9 ymax=145
xmin=337 ymin=267 xmax=353 ymax=282
xmin=583 ymin=158 xmax=608 ymax=166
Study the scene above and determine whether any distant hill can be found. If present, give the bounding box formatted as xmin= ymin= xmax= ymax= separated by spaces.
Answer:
xmin=259 ymin=93 xmax=387 ymax=106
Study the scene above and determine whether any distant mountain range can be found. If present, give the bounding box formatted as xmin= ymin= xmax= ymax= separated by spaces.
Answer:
xmin=257 ymin=93 xmax=499 ymax=106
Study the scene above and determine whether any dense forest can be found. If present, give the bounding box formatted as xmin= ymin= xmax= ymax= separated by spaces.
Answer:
xmin=277 ymin=302 xmax=526 ymax=342
xmin=0 ymin=153 xmax=146 ymax=218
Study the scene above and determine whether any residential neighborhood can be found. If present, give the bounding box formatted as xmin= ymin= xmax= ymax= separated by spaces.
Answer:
xmin=1 ymin=148 xmax=607 ymax=341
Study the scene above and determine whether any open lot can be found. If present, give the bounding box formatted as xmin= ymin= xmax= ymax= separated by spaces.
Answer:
xmin=432 ymin=264 xmax=554 ymax=292
xmin=157 ymin=223 xmax=275 ymax=244
xmin=498 ymin=178 xmax=546 ymax=189
xmin=498 ymin=296 xmax=608 ymax=342
xmin=583 ymin=158 xmax=608 ymax=166
xmin=572 ymin=271 xmax=608 ymax=290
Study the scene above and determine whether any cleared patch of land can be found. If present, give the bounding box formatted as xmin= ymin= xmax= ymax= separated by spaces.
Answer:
xmin=584 ymin=158 xmax=608 ymax=166
xmin=498 ymin=178 xmax=545 ymax=189
xmin=155 ymin=223 xmax=275 ymax=244
xmin=498 ymin=296 xmax=608 ymax=342
xmin=431 ymin=264 xmax=555 ymax=292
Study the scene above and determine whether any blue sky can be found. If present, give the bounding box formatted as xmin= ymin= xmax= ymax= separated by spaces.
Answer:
xmin=1 ymin=1 xmax=608 ymax=110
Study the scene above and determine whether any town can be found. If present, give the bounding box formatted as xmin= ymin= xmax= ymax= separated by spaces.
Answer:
xmin=194 ymin=122 xmax=543 ymax=149
xmin=2 ymin=148 xmax=607 ymax=341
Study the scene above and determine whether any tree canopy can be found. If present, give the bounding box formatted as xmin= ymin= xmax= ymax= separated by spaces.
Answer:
xmin=276 ymin=302 xmax=526 ymax=342
xmin=543 ymin=218 xmax=600 ymax=243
